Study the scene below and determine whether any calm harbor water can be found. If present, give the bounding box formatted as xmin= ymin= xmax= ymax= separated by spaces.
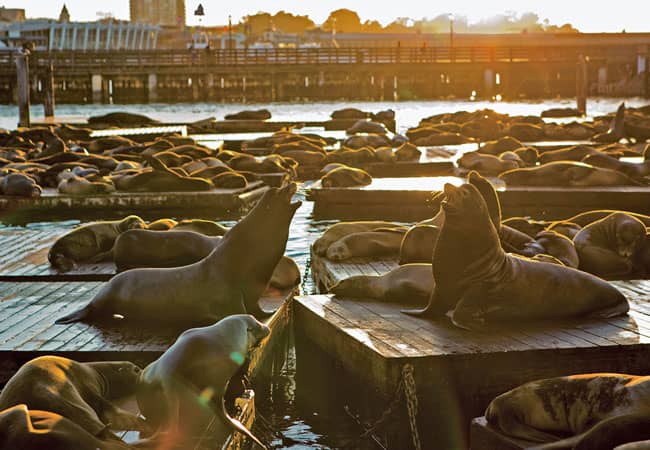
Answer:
xmin=1 ymin=98 xmax=648 ymax=449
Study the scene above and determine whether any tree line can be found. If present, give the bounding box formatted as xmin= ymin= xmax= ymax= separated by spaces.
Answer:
xmin=241 ymin=9 xmax=578 ymax=36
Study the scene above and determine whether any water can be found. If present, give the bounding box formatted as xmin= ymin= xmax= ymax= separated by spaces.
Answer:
xmin=1 ymin=98 xmax=648 ymax=449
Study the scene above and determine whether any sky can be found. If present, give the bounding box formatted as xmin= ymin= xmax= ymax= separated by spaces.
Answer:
xmin=3 ymin=0 xmax=648 ymax=32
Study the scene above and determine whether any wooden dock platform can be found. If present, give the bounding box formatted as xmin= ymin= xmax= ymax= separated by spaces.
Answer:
xmin=0 ymin=281 xmax=293 ymax=383
xmin=298 ymin=252 xmax=650 ymax=448
xmin=0 ymin=183 xmax=268 ymax=224
xmin=308 ymin=177 xmax=650 ymax=221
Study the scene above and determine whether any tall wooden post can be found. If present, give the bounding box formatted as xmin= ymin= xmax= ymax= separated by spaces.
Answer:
xmin=576 ymin=54 xmax=588 ymax=115
xmin=43 ymin=59 xmax=55 ymax=118
xmin=15 ymin=49 xmax=31 ymax=128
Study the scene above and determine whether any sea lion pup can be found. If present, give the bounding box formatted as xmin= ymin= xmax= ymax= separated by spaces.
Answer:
xmin=520 ymin=230 xmax=580 ymax=268
xmin=171 ymin=218 xmax=229 ymax=236
xmin=137 ymin=315 xmax=270 ymax=449
xmin=486 ymin=373 xmax=650 ymax=447
xmin=320 ymin=166 xmax=372 ymax=188
xmin=0 ymin=404 xmax=134 ymax=450
xmin=48 ymin=215 xmax=146 ymax=272
xmin=403 ymin=182 xmax=628 ymax=328
xmin=326 ymin=228 xmax=407 ymax=261
xmin=313 ymin=221 xmax=405 ymax=256
xmin=573 ymin=212 xmax=646 ymax=278
xmin=0 ymin=356 xmax=146 ymax=438
xmin=56 ymin=184 xmax=301 ymax=325
xmin=331 ymin=263 xmax=434 ymax=304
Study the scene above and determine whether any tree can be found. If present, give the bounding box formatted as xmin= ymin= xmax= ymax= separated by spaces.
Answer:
xmin=323 ymin=9 xmax=362 ymax=33
xmin=362 ymin=20 xmax=383 ymax=33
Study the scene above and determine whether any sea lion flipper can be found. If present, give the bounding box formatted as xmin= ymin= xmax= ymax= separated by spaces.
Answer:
xmin=219 ymin=401 xmax=267 ymax=450
xmin=55 ymin=305 xmax=91 ymax=324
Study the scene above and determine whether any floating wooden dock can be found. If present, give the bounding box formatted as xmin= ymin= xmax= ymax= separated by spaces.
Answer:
xmin=298 ymin=252 xmax=650 ymax=448
xmin=0 ymin=183 xmax=268 ymax=224
xmin=0 ymin=280 xmax=293 ymax=383
xmin=308 ymin=177 xmax=650 ymax=221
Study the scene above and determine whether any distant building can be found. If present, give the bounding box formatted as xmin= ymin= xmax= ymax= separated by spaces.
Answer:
xmin=0 ymin=7 xmax=26 ymax=23
xmin=130 ymin=0 xmax=185 ymax=27
xmin=0 ymin=19 xmax=160 ymax=50
xmin=58 ymin=4 xmax=70 ymax=23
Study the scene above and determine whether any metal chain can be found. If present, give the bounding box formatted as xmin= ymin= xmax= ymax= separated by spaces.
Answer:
xmin=343 ymin=363 xmax=422 ymax=450
xmin=402 ymin=364 xmax=422 ymax=450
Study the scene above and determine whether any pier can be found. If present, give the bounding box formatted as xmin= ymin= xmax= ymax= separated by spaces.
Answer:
xmin=1 ymin=32 xmax=650 ymax=103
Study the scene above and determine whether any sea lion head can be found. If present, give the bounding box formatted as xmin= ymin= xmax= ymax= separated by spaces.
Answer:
xmin=260 ymin=182 xmax=302 ymax=214
xmin=326 ymin=239 xmax=352 ymax=261
xmin=87 ymin=361 xmax=142 ymax=400
xmin=467 ymin=171 xmax=501 ymax=228
xmin=119 ymin=215 xmax=147 ymax=232
xmin=614 ymin=214 xmax=646 ymax=258
xmin=225 ymin=314 xmax=271 ymax=354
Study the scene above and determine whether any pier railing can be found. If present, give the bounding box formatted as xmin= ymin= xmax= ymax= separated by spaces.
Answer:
xmin=0 ymin=45 xmax=633 ymax=74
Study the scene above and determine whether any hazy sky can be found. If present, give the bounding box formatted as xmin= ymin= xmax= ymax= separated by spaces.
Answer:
xmin=4 ymin=0 xmax=647 ymax=32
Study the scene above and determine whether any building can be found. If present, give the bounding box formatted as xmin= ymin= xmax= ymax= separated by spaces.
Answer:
xmin=0 ymin=19 xmax=160 ymax=51
xmin=0 ymin=7 xmax=25 ymax=23
xmin=130 ymin=0 xmax=185 ymax=27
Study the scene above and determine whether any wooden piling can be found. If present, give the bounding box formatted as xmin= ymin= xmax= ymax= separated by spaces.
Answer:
xmin=15 ymin=50 xmax=30 ymax=128
xmin=43 ymin=59 xmax=55 ymax=118
xmin=576 ymin=54 xmax=588 ymax=115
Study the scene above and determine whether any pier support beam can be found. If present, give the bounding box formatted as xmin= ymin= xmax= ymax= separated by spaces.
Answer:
xmin=43 ymin=61 xmax=55 ymax=118
xmin=147 ymin=73 xmax=157 ymax=102
xmin=15 ymin=50 xmax=30 ymax=128
xmin=576 ymin=55 xmax=588 ymax=115
xmin=91 ymin=74 xmax=103 ymax=104
xmin=483 ymin=68 xmax=494 ymax=98
xmin=597 ymin=66 xmax=608 ymax=94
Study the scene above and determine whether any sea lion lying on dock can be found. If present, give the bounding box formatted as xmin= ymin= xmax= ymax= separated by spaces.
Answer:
xmin=113 ymin=229 xmax=301 ymax=288
xmin=0 ymin=404 xmax=133 ymax=450
xmin=313 ymin=221 xmax=405 ymax=256
xmin=326 ymin=228 xmax=406 ymax=261
xmin=573 ymin=212 xmax=646 ymax=278
xmin=486 ymin=373 xmax=650 ymax=447
xmin=137 ymin=315 xmax=269 ymax=449
xmin=0 ymin=356 xmax=146 ymax=438
xmin=403 ymin=182 xmax=628 ymax=329
xmin=320 ymin=166 xmax=372 ymax=188
xmin=56 ymin=184 xmax=300 ymax=325
xmin=48 ymin=215 xmax=146 ymax=272
xmin=499 ymin=161 xmax=643 ymax=187
xmin=0 ymin=172 xmax=42 ymax=197
xmin=519 ymin=230 xmax=580 ymax=268
xmin=111 ymin=157 xmax=213 ymax=192
xmin=331 ymin=263 xmax=433 ymax=304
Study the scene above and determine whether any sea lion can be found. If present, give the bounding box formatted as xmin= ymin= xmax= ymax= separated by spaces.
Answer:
xmin=399 ymin=225 xmax=440 ymax=264
xmin=346 ymin=120 xmax=387 ymax=135
xmin=477 ymin=136 xmax=524 ymax=155
xmin=500 ymin=161 xmax=643 ymax=187
xmin=458 ymin=152 xmax=519 ymax=175
xmin=57 ymin=174 xmax=115 ymax=195
xmin=331 ymin=263 xmax=433 ymax=304
xmin=0 ymin=404 xmax=133 ymax=450
xmin=48 ymin=215 xmax=146 ymax=272
xmin=113 ymin=229 xmax=300 ymax=289
xmin=538 ymin=145 xmax=599 ymax=164
xmin=88 ymin=112 xmax=158 ymax=127
xmin=171 ymin=219 xmax=229 ymax=236
xmin=394 ymin=142 xmax=421 ymax=162
xmin=520 ymin=230 xmax=580 ymax=268
xmin=111 ymin=158 xmax=213 ymax=192
xmin=326 ymin=228 xmax=406 ymax=261
xmin=313 ymin=221 xmax=404 ymax=256
xmin=573 ymin=212 xmax=646 ymax=278
xmin=211 ymin=171 xmax=248 ymax=188
xmin=55 ymin=184 xmax=301 ymax=325
xmin=0 ymin=172 xmax=42 ymax=197
xmin=546 ymin=221 xmax=582 ymax=240
xmin=224 ymin=109 xmax=271 ymax=120
xmin=486 ymin=373 xmax=650 ymax=445
xmin=136 ymin=315 xmax=270 ymax=449
xmin=563 ymin=210 xmax=650 ymax=227
xmin=403 ymin=182 xmax=628 ymax=329
xmin=0 ymin=356 xmax=145 ymax=437
xmin=582 ymin=152 xmax=650 ymax=179
xmin=146 ymin=218 xmax=178 ymax=230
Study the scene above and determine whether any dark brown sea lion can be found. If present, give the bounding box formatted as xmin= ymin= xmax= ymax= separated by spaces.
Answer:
xmin=88 ymin=112 xmax=158 ymax=127
xmin=224 ymin=109 xmax=271 ymax=120
xmin=48 ymin=216 xmax=146 ymax=272
xmin=0 ymin=172 xmax=42 ymax=197
xmin=331 ymin=263 xmax=433 ymax=304
xmin=500 ymin=161 xmax=643 ymax=187
xmin=546 ymin=221 xmax=582 ymax=240
xmin=136 ymin=315 xmax=269 ymax=449
xmin=321 ymin=166 xmax=372 ymax=188
xmin=55 ymin=184 xmax=301 ymax=325
xmin=0 ymin=404 xmax=133 ymax=450
xmin=563 ymin=210 xmax=650 ymax=227
xmin=486 ymin=373 xmax=650 ymax=445
xmin=211 ymin=171 xmax=248 ymax=188
xmin=520 ymin=230 xmax=580 ymax=268
xmin=313 ymin=221 xmax=404 ymax=256
xmin=0 ymin=356 xmax=145 ymax=437
xmin=403 ymin=182 xmax=628 ymax=328
xmin=538 ymin=145 xmax=599 ymax=164
xmin=573 ymin=212 xmax=646 ymax=278
xmin=326 ymin=228 xmax=406 ymax=261
xmin=394 ymin=142 xmax=421 ymax=162
xmin=582 ymin=153 xmax=650 ymax=179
